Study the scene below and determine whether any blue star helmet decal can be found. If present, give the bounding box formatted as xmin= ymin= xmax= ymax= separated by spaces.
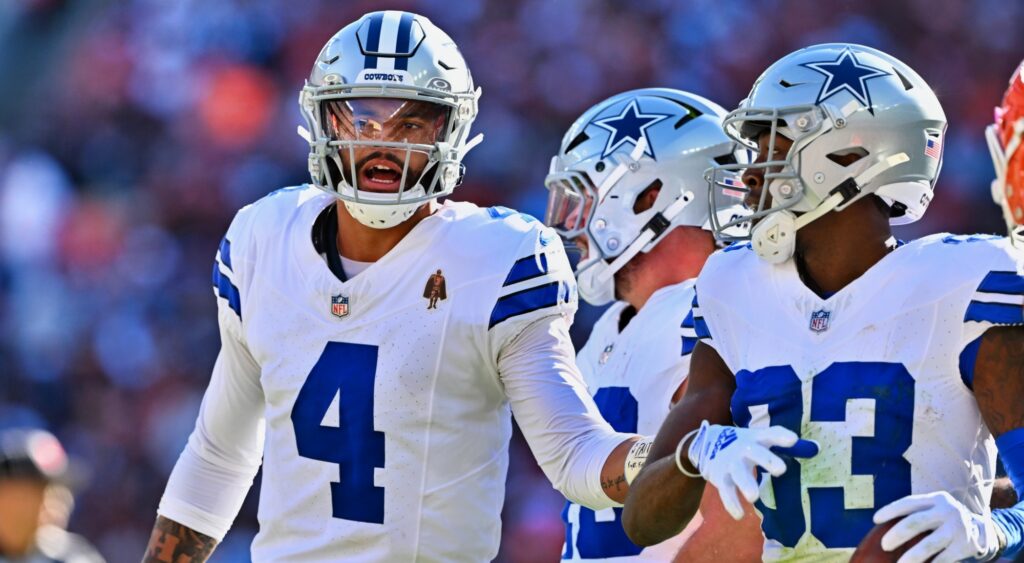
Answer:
xmin=800 ymin=48 xmax=890 ymax=113
xmin=592 ymin=98 xmax=670 ymax=160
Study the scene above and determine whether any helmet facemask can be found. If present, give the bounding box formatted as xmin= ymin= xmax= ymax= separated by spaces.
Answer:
xmin=301 ymin=84 xmax=480 ymax=228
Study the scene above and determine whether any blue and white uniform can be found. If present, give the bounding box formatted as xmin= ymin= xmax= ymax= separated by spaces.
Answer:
xmin=562 ymin=282 xmax=695 ymax=561
xmin=157 ymin=186 xmax=631 ymax=562
xmin=691 ymin=234 xmax=1024 ymax=562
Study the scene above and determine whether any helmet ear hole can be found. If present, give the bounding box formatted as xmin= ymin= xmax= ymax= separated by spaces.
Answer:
xmin=633 ymin=179 xmax=663 ymax=214
xmin=888 ymin=199 xmax=907 ymax=219
xmin=826 ymin=147 xmax=869 ymax=167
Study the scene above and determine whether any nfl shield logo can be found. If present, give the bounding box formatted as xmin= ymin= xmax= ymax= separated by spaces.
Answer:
xmin=331 ymin=294 xmax=349 ymax=318
xmin=809 ymin=310 xmax=831 ymax=333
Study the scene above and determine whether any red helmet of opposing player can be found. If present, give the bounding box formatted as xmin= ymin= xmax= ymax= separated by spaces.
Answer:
xmin=987 ymin=59 xmax=1024 ymax=246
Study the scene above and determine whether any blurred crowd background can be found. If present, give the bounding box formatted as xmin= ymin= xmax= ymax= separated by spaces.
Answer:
xmin=0 ymin=0 xmax=1021 ymax=561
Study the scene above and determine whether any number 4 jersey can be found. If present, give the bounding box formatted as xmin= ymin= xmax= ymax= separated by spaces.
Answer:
xmin=692 ymin=234 xmax=1024 ymax=562
xmin=157 ymin=186 xmax=630 ymax=562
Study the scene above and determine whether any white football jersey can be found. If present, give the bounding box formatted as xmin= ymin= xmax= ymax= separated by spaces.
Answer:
xmin=692 ymin=234 xmax=1024 ymax=562
xmin=160 ymin=186 xmax=631 ymax=562
xmin=562 ymin=282 xmax=694 ymax=562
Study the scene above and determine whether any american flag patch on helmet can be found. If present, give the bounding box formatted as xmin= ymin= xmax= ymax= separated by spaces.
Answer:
xmin=924 ymin=133 xmax=943 ymax=160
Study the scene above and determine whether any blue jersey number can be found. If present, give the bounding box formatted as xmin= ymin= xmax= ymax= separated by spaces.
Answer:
xmin=562 ymin=387 xmax=643 ymax=559
xmin=290 ymin=342 xmax=385 ymax=524
xmin=732 ymin=361 xmax=914 ymax=549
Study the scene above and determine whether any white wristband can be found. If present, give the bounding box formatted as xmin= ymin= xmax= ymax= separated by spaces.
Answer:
xmin=623 ymin=438 xmax=654 ymax=485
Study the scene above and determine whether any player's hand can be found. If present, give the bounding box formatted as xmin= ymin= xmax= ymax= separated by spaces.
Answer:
xmin=873 ymin=491 xmax=1003 ymax=563
xmin=686 ymin=421 xmax=818 ymax=520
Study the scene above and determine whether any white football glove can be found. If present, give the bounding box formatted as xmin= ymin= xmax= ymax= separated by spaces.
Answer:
xmin=687 ymin=420 xmax=818 ymax=520
xmin=873 ymin=491 xmax=1004 ymax=563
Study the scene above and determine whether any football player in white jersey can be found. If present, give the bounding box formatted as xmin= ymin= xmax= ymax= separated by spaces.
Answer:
xmin=143 ymin=11 xmax=642 ymax=562
xmin=623 ymin=43 xmax=1024 ymax=562
xmin=545 ymin=88 xmax=763 ymax=562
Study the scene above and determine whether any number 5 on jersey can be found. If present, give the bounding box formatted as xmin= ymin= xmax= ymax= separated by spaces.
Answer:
xmin=290 ymin=342 xmax=385 ymax=524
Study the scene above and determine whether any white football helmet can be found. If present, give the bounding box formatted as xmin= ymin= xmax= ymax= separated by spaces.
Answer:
xmin=299 ymin=11 xmax=483 ymax=228
xmin=545 ymin=88 xmax=748 ymax=305
xmin=707 ymin=43 xmax=947 ymax=263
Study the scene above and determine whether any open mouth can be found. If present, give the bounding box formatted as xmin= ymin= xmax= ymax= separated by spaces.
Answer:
xmin=359 ymin=158 xmax=404 ymax=192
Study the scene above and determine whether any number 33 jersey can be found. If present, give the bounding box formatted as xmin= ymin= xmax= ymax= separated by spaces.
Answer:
xmin=159 ymin=186 xmax=628 ymax=562
xmin=692 ymin=234 xmax=1024 ymax=562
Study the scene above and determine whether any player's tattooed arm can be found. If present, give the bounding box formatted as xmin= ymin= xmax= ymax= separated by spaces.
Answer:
xmin=622 ymin=342 xmax=736 ymax=546
xmin=142 ymin=516 xmax=217 ymax=563
xmin=600 ymin=437 xmax=639 ymax=503
xmin=974 ymin=326 xmax=1024 ymax=436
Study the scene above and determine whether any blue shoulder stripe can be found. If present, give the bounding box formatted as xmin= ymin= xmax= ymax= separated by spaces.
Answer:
xmin=681 ymin=310 xmax=698 ymax=355
xmin=212 ymin=262 xmax=242 ymax=319
xmin=978 ymin=271 xmax=1024 ymax=295
xmin=681 ymin=336 xmax=698 ymax=356
xmin=681 ymin=310 xmax=695 ymax=329
xmin=694 ymin=316 xmax=712 ymax=339
xmin=959 ymin=334 xmax=984 ymax=390
xmin=964 ymin=300 xmax=1024 ymax=325
xmin=489 ymin=281 xmax=561 ymax=329
xmin=218 ymin=237 xmax=233 ymax=271
xmin=504 ymin=254 xmax=549 ymax=287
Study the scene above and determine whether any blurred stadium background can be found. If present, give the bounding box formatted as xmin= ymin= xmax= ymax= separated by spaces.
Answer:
xmin=0 ymin=0 xmax=1021 ymax=561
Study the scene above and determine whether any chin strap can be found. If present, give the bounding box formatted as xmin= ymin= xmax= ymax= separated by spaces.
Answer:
xmin=590 ymin=136 xmax=681 ymax=286
xmin=792 ymin=152 xmax=911 ymax=230
xmin=597 ymin=188 xmax=695 ymax=284
xmin=753 ymin=152 xmax=912 ymax=264
xmin=460 ymin=133 xmax=484 ymax=157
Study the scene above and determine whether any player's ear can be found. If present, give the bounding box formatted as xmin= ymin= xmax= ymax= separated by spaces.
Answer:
xmin=633 ymin=180 xmax=662 ymax=214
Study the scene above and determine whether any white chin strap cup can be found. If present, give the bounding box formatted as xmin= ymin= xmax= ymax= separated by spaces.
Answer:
xmin=752 ymin=152 xmax=910 ymax=264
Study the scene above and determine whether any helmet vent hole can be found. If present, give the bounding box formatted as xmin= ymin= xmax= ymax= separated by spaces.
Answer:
xmin=594 ymin=160 xmax=605 ymax=172
xmin=655 ymin=97 xmax=703 ymax=129
xmin=438 ymin=60 xmax=455 ymax=70
xmin=826 ymin=147 xmax=869 ymax=167
xmin=565 ymin=132 xmax=590 ymax=154
xmin=778 ymin=79 xmax=800 ymax=88
xmin=633 ymin=179 xmax=663 ymax=214
xmin=892 ymin=67 xmax=914 ymax=91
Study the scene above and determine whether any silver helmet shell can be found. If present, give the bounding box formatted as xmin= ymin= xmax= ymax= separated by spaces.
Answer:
xmin=545 ymin=88 xmax=747 ymax=305
xmin=299 ymin=11 xmax=482 ymax=228
xmin=708 ymin=43 xmax=947 ymax=263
